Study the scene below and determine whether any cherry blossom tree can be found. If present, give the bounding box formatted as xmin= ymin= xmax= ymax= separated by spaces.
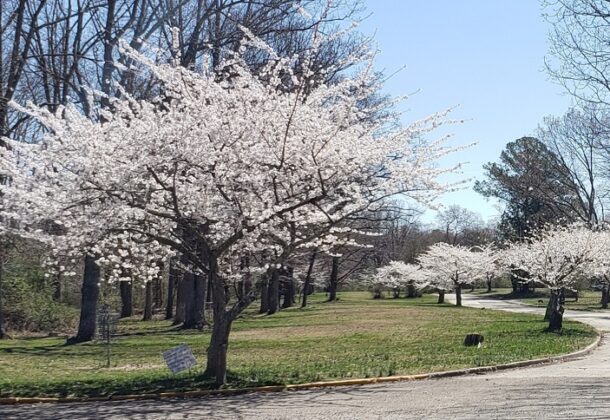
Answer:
xmin=502 ymin=224 xmax=603 ymax=331
xmin=371 ymin=261 xmax=429 ymax=298
xmin=418 ymin=243 xmax=486 ymax=306
xmin=575 ymin=229 xmax=610 ymax=309
xmin=471 ymin=244 xmax=499 ymax=293
xmin=589 ymin=253 xmax=610 ymax=309
xmin=0 ymin=29 xmax=463 ymax=385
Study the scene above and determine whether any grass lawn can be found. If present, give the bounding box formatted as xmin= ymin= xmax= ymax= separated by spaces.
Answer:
xmin=477 ymin=288 xmax=607 ymax=311
xmin=0 ymin=292 xmax=598 ymax=398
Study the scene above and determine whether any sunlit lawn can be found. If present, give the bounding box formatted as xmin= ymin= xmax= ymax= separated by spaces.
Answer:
xmin=0 ymin=292 xmax=597 ymax=398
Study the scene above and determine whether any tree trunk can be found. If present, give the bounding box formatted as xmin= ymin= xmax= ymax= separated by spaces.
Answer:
xmin=165 ymin=259 xmax=178 ymax=320
xmin=174 ymin=272 xmax=186 ymax=325
xmin=281 ymin=267 xmax=295 ymax=309
xmin=544 ymin=290 xmax=558 ymax=321
xmin=190 ymin=273 xmax=207 ymax=329
xmin=267 ymin=269 xmax=280 ymax=315
xmin=455 ymin=284 xmax=462 ymax=307
xmin=547 ymin=289 xmax=564 ymax=332
xmin=204 ymin=310 xmax=232 ymax=386
xmin=486 ymin=277 xmax=492 ymax=293
xmin=52 ymin=272 xmax=62 ymax=301
xmin=438 ymin=290 xmax=445 ymax=304
xmin=259 ymin=275 xmax=269 ymax=314
xmin=243 ymin=272 xmax=252 ymax=297
xmin=237 ymin=256 xmax=252 ymax=301
xmin=178 ymin=243 xmax=207 ymax=329
xmin=180 ymin=271 xmax=196 ymax=327
xmin=142 ymin=281 xmax=153 ymax=321
xmin=328 ymin=256 xmax=339 ymax=302
xmin=601 ymin=285 xmax=609 ymax=309
xmin=202 ymin=250 xmax=257 ymax=387
xmin=180 ymin=271 xmax=198 ymax=329
xmin=0 ymin=253 xmax=6 ymax=339
xmin=236 ymin=280 xmax=245 ymax=301
xmin=203 ymin=253 xmax=231 ymax=386
xmin=175 ymin=230 xmax=196 ymax=326
xmin=119 ymin=281 xmax=133 ymax=318
xmin=152 ymin=271 xmax=163 ymax=309
xmin=392 ymin=287 xmax=400 ymax=299
xmin=301 ymin=251 xmax=317 ymax=308
xmin=67 ymin=255 xmax=100 ymax=344
xmin=407 ymin=283 xmax=417 ymax=298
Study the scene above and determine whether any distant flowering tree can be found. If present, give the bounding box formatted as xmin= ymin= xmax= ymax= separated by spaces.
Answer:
xmin=472 ymin=244 xmax=500 ymax=293
xmin=371 ymin=261 xmax=429 ymax=298
xmin=0 ymin=28 xmax=463 ymax=384
xmin=502 ymin=224 xmax=604 ymax=331
xmin=418 ymin=243 xmax=487 ymax=306
xmin=588 ymin=232 xmax=610 ymax=309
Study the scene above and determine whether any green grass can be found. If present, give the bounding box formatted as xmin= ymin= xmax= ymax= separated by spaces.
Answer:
xmin=0 ymin=292 xmax=598 ymax=398
xmin=477 ymin=288 xmax=607 ymax=311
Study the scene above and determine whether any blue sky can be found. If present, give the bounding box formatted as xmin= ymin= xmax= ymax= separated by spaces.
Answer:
xmin=359 ymin=0 xmax=574 ymax=223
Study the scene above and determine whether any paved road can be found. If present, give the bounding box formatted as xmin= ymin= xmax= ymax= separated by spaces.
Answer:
xmin=4 ymin=294 xmax=610 ymax=419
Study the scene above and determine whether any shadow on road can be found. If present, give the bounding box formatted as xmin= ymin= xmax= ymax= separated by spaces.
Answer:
xmin=4 ymin=377 xmax=610 ymax=419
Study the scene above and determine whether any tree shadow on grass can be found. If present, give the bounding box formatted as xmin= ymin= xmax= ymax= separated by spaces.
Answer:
xmin=410 ymin=301 xmax=456 ymax=308
xmin=113 ymin=326 xmax=197 ymax=338
xmin=0 ymin=370 xmax=271 ymax=399
xmin=0 ymin=343 xmax=101 ymax=357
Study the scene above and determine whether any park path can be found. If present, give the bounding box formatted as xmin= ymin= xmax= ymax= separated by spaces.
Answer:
xmin=4 ymin=294 xmax=610 ymax=419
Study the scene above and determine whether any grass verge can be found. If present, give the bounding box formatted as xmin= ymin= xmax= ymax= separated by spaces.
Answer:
xmin=0 ymin=292 xmax=597 ymax=398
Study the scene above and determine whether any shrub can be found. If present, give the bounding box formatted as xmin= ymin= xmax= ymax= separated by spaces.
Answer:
xmin=2 ymin=249 xmax=78 ymax=334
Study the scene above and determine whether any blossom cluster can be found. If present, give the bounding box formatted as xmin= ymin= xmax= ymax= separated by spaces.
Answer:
xmin=0 ymin=31 xmax=461 ymax=285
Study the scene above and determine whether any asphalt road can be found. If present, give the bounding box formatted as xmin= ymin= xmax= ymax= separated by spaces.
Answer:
xmin=3 ymin=294 xmax=610 ymax=420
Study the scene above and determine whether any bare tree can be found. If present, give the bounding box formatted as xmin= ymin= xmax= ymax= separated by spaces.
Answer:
xmin=545 ymin=0 xmax=610 ymax=105
xmin=538 ymin=105 xmax=610 ymax=224
xmin=0 ymin=0 xmax=48 ymax=140
xmin=435 ymin=205 xmax=483 ymax=245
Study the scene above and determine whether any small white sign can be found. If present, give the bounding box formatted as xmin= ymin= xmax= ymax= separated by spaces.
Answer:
xmin=163 ymin=344 xmax=197 ymax=374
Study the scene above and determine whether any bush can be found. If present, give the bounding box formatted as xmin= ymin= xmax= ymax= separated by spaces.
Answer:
xmin=2 ymin=246 xmax=78 ymax=334
xmin=3 ymin=274 xmax=78 ymax=333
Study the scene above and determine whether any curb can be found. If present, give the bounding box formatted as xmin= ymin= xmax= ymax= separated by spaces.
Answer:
xmin=0 ymin=332 xmax=602 ymax=406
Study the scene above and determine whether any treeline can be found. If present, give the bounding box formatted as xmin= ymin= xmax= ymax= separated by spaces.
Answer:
xmin=2 ymin=203 xmax=497 ymax=331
